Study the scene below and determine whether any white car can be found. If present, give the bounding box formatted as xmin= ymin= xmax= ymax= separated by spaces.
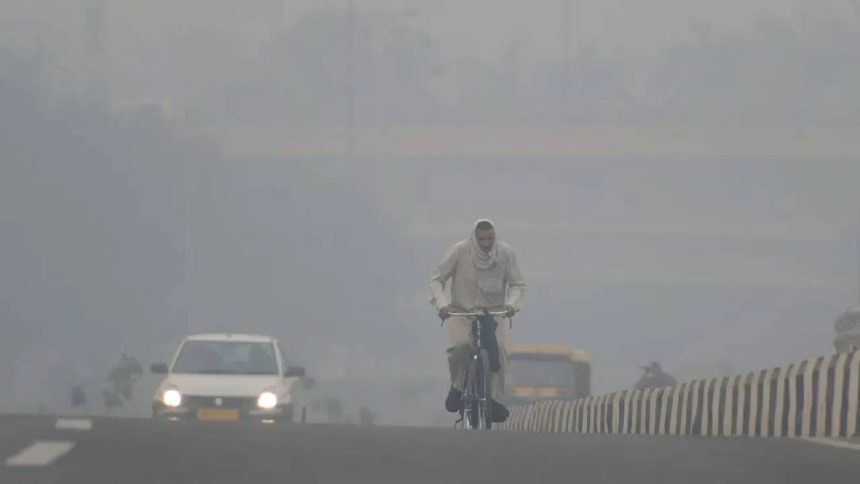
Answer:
xmin=151 ymin=333 xmax=308 ymax=423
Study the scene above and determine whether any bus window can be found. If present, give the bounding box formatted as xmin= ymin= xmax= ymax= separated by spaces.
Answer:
xmin=508 ymin=354 xmax=576 ymax=390
xmin=572 ymin=360 xmax=591 ymax=397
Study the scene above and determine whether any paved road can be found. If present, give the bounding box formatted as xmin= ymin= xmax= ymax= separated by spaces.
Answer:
xmin=1 ymin=414 xmax=859 ymax=483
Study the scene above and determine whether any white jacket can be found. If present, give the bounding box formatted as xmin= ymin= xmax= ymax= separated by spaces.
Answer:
xmin=429 ymin=240 xmax=525 ymax=312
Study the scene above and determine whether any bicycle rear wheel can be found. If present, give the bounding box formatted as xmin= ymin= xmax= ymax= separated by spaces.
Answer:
xmin=478 ymin=348 xmax=493 ymax=430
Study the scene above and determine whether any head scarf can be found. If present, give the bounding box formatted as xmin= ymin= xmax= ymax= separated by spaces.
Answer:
xmin=469 ymin=219 xmax=497 ymax=270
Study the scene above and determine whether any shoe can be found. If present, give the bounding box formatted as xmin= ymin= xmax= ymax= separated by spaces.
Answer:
xmin=445 ymin=388 xmax=462 ymax=413
xmin=491 ymin=400 xmax=509 ymax=423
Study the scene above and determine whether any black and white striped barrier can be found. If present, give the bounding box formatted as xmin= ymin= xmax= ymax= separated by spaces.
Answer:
xmin=499 ymin=351 xmax=860 ymax=437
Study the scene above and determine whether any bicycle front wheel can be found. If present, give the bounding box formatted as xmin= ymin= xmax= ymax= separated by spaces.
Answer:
xmin=464 ymin=358 xmax=479 ymax=429
xmin=478 ymin=348 xmax=493 ymax=430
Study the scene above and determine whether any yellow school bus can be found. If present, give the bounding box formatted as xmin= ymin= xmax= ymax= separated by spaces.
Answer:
xmin=502 ymin=345 xmax=592 ymax=405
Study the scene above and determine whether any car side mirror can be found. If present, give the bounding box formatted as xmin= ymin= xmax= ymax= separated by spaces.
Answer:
xmin=150 ymin=363 xmax=169 ymax=374
xmin=284 ymin=366 xmax=306 ymax=378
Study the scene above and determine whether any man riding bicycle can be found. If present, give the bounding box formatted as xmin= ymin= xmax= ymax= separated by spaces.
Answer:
xmin=430 ymin=219 xmax=526 ymax=423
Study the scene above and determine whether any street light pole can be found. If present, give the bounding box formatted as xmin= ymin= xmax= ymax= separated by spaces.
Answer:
xmin=83 ymin=0 xmax=108 ymax=105
xmin=562 ymin=0 xmax=571 ymax=120
xmin=346 ymin=0 xmax=356 ymax=158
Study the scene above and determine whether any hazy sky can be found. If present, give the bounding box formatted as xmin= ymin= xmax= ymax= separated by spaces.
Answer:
xmin=1 ymin=0 xmax=859 ymax=423
xmin=1 ymin=0 xmax=856 ymax=60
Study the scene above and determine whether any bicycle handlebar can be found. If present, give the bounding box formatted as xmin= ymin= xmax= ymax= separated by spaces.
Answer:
xmin=440 ymin=309 xmax=514 ymax=328
xmin=447 ymin=311 xmax=509 ymax=317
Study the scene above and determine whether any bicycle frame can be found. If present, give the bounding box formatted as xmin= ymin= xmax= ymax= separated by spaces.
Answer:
xmin=445 ymin=309 xmax=508 ymax=430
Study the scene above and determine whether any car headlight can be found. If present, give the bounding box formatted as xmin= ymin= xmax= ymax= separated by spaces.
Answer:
xmin=163 ymin=389 xmax=182 ymax=408
xmin=257 ymin=391 xmax=278 ymax=410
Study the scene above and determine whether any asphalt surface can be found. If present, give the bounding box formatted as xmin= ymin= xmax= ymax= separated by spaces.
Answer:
xmin=1 ymin=414 xmax=859 ymax=484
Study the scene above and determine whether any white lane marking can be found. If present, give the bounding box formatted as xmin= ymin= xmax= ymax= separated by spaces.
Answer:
xmin=5 ymin=441 xmax=76 ymax=467
xmin=55 ymin=418 xmax=92 ymax=431
xmin=803 ymin=437 xmax=860 ymax=452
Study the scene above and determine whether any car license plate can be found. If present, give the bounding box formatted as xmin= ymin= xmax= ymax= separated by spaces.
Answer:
xmin=197 ymin=408 xmax=240 ymax=421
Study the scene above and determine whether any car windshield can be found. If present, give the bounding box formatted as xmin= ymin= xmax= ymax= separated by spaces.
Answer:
xmin=172 ymin=341 xmax=279 ymax=375
xmin=508 ymin=355 xmax=575 ymax=389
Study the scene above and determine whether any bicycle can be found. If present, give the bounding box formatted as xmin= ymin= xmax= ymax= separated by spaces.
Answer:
xmin=443 ymin=309 xmax=510 ymax=430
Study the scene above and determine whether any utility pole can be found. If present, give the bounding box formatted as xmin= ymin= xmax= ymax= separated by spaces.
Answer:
xmin=83 ymin=0 xmax=108 ymax=105
xmin=346 ymin=0 xmax=356 ymax=158
xmin=562 ymin=0 xmax=571 ymax=120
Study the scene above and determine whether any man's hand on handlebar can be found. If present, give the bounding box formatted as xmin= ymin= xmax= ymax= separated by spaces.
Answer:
xmin=438 ymin=306 xmax=451 ymax=320
xmin=504 ymin=305 xmax=517 ymax=318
